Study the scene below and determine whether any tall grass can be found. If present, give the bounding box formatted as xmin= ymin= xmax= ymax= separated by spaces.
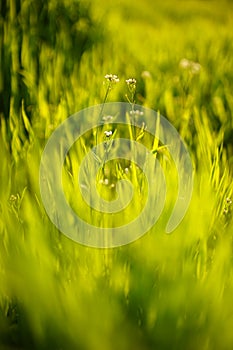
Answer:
xmin=0 ymin=0 xmax=233 ymax=349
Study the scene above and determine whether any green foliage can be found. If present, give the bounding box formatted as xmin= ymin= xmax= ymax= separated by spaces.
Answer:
xmin=0 ymin=0 xmax=233 ymax=349
xmin=0 ymin=0 xmax=102 ymax=143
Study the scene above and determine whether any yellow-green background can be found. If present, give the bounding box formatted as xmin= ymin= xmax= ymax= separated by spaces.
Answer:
xmin=0 ymin=0 xmax=233 ymax=349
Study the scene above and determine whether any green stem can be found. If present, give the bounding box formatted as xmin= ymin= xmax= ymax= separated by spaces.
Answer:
xmin=96 ymin=83 xmax=111 ymax=147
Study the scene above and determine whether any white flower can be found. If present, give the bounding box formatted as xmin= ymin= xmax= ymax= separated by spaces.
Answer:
xmin=126 ymin=78 xmax=137 ymax=85
xmin=190 ymin=62 xmax=201 ymax=74
xmin=102 ymin=115 xmax=114 ymax=121
xmin=141 ymin=71 xmax=151 ymax=79
xmin=104 ymin=74 xmax=119 ymax=83
xmin=99 ymin=178 xmax=109 ymax=185
xmin=103 ymin=178 xmax=109 ymax=185
xmin=130 ymin=110 xmax=144 ymax=116
xmin=179 ymin=58 xmax=190 ymax=69
xmin=179 ymin=58 xmax=202 ymax=74
xmin=104 ymin=130 xmax=113 ymax=137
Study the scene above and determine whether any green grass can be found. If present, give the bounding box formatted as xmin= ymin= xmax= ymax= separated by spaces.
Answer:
xmin=0 ymin=0 xmax=233 ymax=349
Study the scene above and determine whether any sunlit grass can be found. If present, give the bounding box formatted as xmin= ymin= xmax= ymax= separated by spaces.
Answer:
xmin=0 ymin=0 xmax=233 ymax=349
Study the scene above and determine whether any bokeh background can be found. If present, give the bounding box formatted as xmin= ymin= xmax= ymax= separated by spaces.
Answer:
xmin=0 ymin=0 xmax=233 ymax=349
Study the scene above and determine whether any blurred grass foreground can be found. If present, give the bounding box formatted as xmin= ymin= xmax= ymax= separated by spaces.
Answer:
xmin=1 ymin=0 xmax=233 ymax=349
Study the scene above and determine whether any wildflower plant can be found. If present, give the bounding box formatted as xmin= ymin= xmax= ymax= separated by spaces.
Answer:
xmin=95 ymin=74 xmax=119 ymax=147
xmin=125 ymin=78 xmax=137 ymax=140
xmin=179 ymin=58 xmax=202 ymax=107
xmin=125 ymin=78 xmax=137 ymax=105
xmin=103 ymin=74 xmax=120 ymax=104
xmin=102 ymin=129 xmax=117 ymax=171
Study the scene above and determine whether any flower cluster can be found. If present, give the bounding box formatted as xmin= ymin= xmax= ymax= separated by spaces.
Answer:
xmin=126 ymin=78 xmax=137 ymax=92
xmin=102 ymin=115 xmax=114 ymax=122
xmin=223 ymin=197 xmax=232 ymax=216
xmin=103 ymin=74 xmax=137 ymax=105
xmin=130 ymin=109 xmax=143 ymax=116
xmin=104 ymin=130 xmax=113 ymax=138
xmin=141 ymin=70 xmax=151 ymax=79
xmin=104 ymin=74 xmax=120 ymax=83
xmin=179 ymin=58 xmax=201 ymax=74
xmin=126 ymin=78 xmax=137 ymax=86
xmin=102 ymin=74 xmax=120 ymax=107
